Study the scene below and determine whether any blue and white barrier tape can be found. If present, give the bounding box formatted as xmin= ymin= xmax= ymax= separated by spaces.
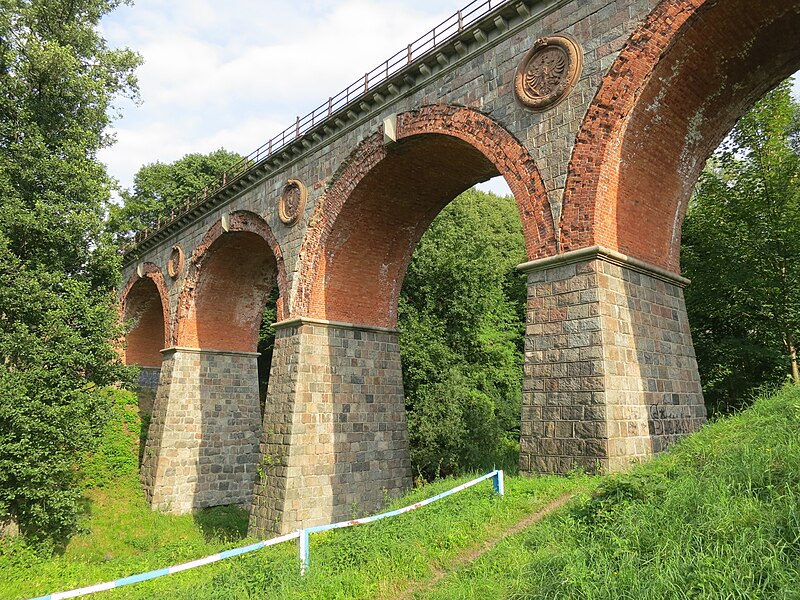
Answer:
xmin=31 ymin=531 xmax=300 ymax=600
xmin=32 ymin=469 xmax=504 ymax=597
xmin=300 ymin=469 xmax=504 ymax=572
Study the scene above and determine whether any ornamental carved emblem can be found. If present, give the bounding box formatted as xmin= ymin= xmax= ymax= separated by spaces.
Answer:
xmin=514 ymin=35 xmax=582 ymax=112
xmin=167 ymin=245 xmax=184 ymax=278
xmin=278 ymin=179 xmax=307 ymax=225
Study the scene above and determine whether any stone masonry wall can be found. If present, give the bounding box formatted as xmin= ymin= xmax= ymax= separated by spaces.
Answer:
xmin=249 ymin=320 xmax=411 ymax=536
xmin=137 ymin=366 xmax=161 ymax=390
xmin=520 ymin=248 xmax=706 ymax=474
xmin=521 ymin=256 xmax=608 ymax=474
xmin=141 ymin=348 xmax=262 ymax=513
xmin=597 ymin=258 xmax=707 ymax=461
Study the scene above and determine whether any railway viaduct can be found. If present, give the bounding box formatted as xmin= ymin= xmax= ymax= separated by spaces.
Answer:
xmin=119 ymin=0 xmax=800 ymax=536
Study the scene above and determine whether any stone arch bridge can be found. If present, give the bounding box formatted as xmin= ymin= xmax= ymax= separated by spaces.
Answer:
xmin=119 ymin=0 xmax=800 ymax=536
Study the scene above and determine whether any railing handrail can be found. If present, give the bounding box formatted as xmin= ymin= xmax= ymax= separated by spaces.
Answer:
xmin=128 ymin=0 xmax=511 ymax=250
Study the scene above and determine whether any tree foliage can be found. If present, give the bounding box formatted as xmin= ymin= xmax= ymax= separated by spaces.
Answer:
xmin=682 ymin=80 xmax=800 ymax=413
xmin=399 ymin=188 xmax=527 ymax=479
xmin=109 ymin=149 xmax=243 ymax=240
xmin=0 ymin=0 xmax=139 ymax=542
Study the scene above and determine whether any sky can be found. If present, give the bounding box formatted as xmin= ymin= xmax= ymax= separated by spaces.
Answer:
xmin=98 ymin=1 xmax=800 ymax=199
xmin=97 ymin=0 xmax=507 ymax=195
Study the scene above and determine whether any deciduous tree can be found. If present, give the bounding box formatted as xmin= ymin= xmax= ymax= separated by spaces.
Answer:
xmin=109 ymin=149 xmax=243 ymax=241
xmin=682 ymin=80 xmax=800 ymax=412
xmin=399 ymin=188 xmax=526 ymax=478
xmin=0 ymin=0 xmax=140 ymax=542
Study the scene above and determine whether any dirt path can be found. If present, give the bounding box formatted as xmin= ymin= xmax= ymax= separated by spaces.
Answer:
xmin=389 ymin=493 xmax=574 ymax=600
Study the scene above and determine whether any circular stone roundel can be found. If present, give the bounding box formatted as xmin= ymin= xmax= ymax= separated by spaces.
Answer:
xmin=514 ymin=35 xmax=583 ymax=112
xmin=278 ymin=179 xmax=307 ymax=225
xmin=167 ymin=245 xmax=184 ymax=278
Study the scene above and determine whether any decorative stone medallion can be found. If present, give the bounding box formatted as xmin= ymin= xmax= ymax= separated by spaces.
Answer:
xmin=514 ymin=35 xmax=583 ymax=112
xmin=278 ymin=179 xmax=307 ymax=225
xmin=167 ymin=245 xmax=184 ymax=278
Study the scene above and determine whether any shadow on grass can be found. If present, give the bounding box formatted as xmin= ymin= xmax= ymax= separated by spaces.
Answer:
xmin=193 ymin=505 xmax=250 ymax=543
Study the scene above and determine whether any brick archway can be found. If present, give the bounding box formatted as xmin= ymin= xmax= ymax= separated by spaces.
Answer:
xmin=120 ymin=263 xmax=170 ymax=366
xmin=294 ymin=104 xmax=555 ymax=327
xmin=175 ymin=210 xmax=287 ymax=351
xmin=560 ymin=0 xmax=800 ymax=272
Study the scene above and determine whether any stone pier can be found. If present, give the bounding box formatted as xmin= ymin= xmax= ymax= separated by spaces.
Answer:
xmin=519 ymin=246 xmax=707 ymax=475
xmin=248 ymin=319 xmax=412 ymax=536
xmin=140 ymin=347 xmax=262 ymax=513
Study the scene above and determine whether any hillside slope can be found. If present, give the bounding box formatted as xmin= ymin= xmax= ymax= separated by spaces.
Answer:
xmin=425 ymin=385 xmax=800 ymax=599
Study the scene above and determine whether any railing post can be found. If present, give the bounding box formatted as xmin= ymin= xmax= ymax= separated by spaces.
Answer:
xmin=407 ymin=43 xmax=412 ymax=64
xmin=492 ymin=470 xmax=505 ymax=496
xmin=458 ymin=9 xmax=463 ymax=31
xmin=299 ymin=529 xmax=310 ymax=575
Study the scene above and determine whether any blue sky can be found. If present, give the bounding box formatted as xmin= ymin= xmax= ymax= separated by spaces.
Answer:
xmin=98 ymin=1 xmax=800 ymax=199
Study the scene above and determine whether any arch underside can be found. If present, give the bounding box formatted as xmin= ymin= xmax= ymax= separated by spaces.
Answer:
xmin=180 ymin=231 xmax=277 ymax=352
xmin=315 ymin=134 xmax=497 ymax=326
xmin=175 ymin=210 xmax=286 ymax=353
xmin=296 ymin=105 xmax=554 ymax=328
xmin=121 ymin=266 xmax=169 ymax=367
xmin=561 ymin=0 xmax=800 ymax=272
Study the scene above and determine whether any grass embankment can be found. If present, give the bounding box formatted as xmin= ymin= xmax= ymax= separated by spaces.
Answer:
xmin=427 ymin=385 xmax=800 ymax=599
xmin=0 ymin=389 xmax=589 ymax=599
xmin=4 ymin=386 xmax=799 ymax=598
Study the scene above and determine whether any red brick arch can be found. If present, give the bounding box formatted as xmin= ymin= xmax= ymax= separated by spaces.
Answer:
xmin=176 ymin=210 xmax=287 ymax=351
xmin=560 ymin=0 xmax=800 ymax=272
xmin=120 ymin=263 xmax=170 ymax=366
xmin=293 ymin=104 xmax=555 ymax=328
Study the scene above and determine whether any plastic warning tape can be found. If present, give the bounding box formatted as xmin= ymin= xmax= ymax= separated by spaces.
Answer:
xmin=32 ymin=531 xmax=300 ymax=600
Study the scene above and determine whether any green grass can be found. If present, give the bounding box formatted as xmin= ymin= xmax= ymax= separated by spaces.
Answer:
xmin=425 ymin=385 xmax=800 ymax=599
xmin=0 ymin=388 xmax=589 ymax=599
xmin=0 ymin=475 xmax=586 ymax=599
xmin=6 ymin=386 xmax=799 ymax=599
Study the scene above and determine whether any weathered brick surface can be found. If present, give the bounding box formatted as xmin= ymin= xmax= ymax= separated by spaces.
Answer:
xmin=520 ymin=250 xmax=706 ymax=474
xmin=141 ymin=348 xmax=262 ymax=513
xmin=175 ymin=211 xmax=285 ymax=351
xmin=562 ymin=0 xmax=800 ymax=270
xmin=120 ymin=263 xmax=170 ymax=367
xmin=294 ymin=105 xmax=555 ymax=327
xmin=248 ymin=320 xmax=411 ymax=536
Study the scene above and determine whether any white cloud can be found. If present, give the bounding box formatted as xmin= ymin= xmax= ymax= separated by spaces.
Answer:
xmin=101 ymin=1 xmax=800 ymax=195
xmin=99 ymin=0 xmax=467 ymax=190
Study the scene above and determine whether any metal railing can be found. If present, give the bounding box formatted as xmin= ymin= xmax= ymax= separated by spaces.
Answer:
xmin=129 ymin=0 xmax=511 ymax=248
